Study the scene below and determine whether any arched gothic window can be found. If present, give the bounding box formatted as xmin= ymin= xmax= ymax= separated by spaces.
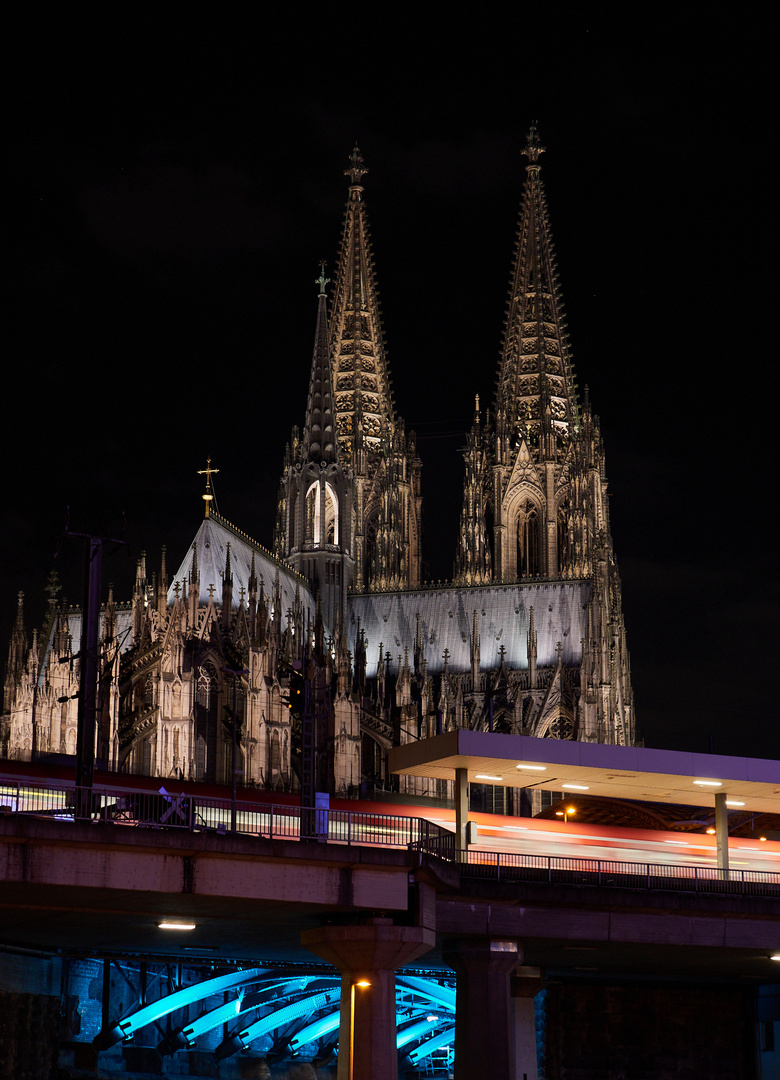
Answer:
xmin=304 ymin=485 xmax=317 ymax=544
xmin=361 ymin=733 xmax=387 ymax=787
xmin=516 ymin=500 xmax=540 ymax=578
xmin=324 ymin=483 xmax=338 ymax=546
xmin=366 ymin=516 xmax=380 ymax=586
xmin=485 ymin=501 xmax=495 ymax=574
xmin=195 ymin=662 xmax=219 ymax=782
xmin=270 ymin=729 xmax=281 ymax=777
xmin=304 ymin=482 xmax=339 ymax=547
xmin=288 ymin=488 xmax=297 ymax=551
xmin=557 ymin=503 xmax=571 ymax=573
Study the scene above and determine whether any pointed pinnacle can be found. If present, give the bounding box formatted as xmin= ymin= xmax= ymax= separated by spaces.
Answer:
xmin=316 ymin=261 xmax=330 ymax=296
xmin=345 ymin=145 xmax=367 ymax=186
xmin=522 ymin=123 xmax=546 ymax=166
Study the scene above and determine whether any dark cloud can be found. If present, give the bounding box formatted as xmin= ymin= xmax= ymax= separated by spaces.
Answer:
xmin=77 ymin=163 xmax=294 ymax=257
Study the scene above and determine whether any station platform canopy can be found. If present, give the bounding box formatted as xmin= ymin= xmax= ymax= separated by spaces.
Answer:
xmin=388 ymin=731 xmax=780 ymax=814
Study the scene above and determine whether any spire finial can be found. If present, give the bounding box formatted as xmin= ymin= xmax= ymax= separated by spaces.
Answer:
xmin=522 ymin=123 xmax=546 ymax=167
xmin=316 ymin=261 xmax=330 ymax=297
xmin=197 ymin=458 xmax=219 ymax=518
xmin=345 ymin=145 xmax=367 ymax=187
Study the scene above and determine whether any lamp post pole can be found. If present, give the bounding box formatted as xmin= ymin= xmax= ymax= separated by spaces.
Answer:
xmin=348 ymin=979 xmax=370 ymax=1080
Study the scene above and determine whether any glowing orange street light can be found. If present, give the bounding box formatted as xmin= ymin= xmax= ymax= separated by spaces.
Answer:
xmin=349 ymin=979 xmax=371 ymax=1080
xmin=555 ymin=805 xmax=577 ymax=823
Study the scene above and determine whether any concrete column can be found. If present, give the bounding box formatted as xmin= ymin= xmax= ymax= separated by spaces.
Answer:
xmin=511 ymin=966 xmax=544 ymax=1080
xmin=714 ymin=791 xmax=729 ymax=872
xmin=302 ymin=918 xmax=435 ymax=1080
xmin=444 ymin=937 xmax=521 ymax=1080
xmin=455 ymin=767 xmax=468 ymax=861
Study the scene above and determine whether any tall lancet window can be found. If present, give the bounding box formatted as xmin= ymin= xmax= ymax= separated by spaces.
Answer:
xmin=288 ymin=488 xmax=297 ymax=551
xmin=516 ymin=500 xmax=540 ymax=578
xmin=195 ymin=661 xmax=219 ymax=782
xmin=557 ymin=502 xmax=571 ymax=574
xmin=324 ymin=483 xmax=339 ymax=546
xmin=304 ymin=484 xmax=317 ymax=544
xmin=366 ymin=516 xmax=380 ymax=584
xmin=270 ymin=729 xmax=281 ymax=777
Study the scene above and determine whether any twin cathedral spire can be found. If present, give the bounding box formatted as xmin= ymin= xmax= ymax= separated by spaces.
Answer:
xmin=278 ymin=128 xmax=621 ymax=611
xmin=275 ymin=146 xmax=423 ymax=629
xmin=455 ymin=124 xmax=613 ymax=589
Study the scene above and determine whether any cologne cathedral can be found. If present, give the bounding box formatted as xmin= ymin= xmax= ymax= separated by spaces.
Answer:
xmin=2 ymin=129 xmax=636 ymax=804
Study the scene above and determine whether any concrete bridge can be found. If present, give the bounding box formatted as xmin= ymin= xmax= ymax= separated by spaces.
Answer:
xmin=2 ymin=807 xmax=779 ymax=1078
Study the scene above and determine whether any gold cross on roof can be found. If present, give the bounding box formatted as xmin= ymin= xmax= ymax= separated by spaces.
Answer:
xmin=197 ymin=458 xmax=219 ymax=518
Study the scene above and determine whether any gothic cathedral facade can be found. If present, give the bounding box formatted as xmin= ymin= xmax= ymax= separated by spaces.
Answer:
xmin=2 ymin=130 xmax=635 ymax=801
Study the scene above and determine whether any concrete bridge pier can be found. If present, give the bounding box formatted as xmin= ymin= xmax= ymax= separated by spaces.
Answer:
xmin=302 ymin=918 xmax=435 ymax=1080
xmin=511 ymin=966 xmax=544 ymax=1080
xmin=444 ymin=937 xmax=526 ymax=1080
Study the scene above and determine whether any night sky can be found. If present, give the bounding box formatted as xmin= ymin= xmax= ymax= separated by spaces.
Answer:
xmin=6 ymin=12 xmax=776 ymax=758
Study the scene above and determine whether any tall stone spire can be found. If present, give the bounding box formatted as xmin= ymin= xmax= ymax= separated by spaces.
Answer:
xmin=3 ymin=591 xmax=27 ymax=713
xmin=302 ymin=264 xmax=338 ymax=465
xmin=276 ymin=263 xmax=360 ymax=629
xmin=496 ymin=124 xmax=579 ymax=448
xmin=453 ymin=126 xmax=635 ymax=748
xmin=329 ymin=146 xmax=396 ymax=462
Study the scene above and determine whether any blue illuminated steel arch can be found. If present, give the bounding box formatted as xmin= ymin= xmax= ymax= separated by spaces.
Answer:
xmin=396 ymin=974 xmax=456 ymax=1010
xmin=96 ymin=965 xmax=457 ymax=1070
xmin=168 ymin=977 xmax=337 ymax=1051
xmin=397 ymin=1015 xmax=444 ymax=1048
xmin=93 ymin=966 xmax=269 ymax=1049
xmin=406 ymin=1026 xmax=456 ymax=1067
xmin=231 ymin=987 xmax=341 ymax=1049
xmin=288 ymin=1008 xmax=341 ymax=1050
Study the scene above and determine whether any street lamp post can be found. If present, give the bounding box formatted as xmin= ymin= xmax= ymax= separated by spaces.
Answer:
xmin=348 ymin=979 xmax=371 ymax=1080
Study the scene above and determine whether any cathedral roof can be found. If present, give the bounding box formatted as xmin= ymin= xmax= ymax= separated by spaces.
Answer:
xmin=496 ymin=125 xmax=580 ymax=441
xmin=168 ymin=513 xmax=316 ymax=627
xmin=347 ymin=580 xmax=589 ymax=677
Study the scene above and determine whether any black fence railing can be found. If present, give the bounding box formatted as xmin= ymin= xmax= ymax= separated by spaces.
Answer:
xmin=0 ymin=779 xmax=454 ymax=852
xmin=2 ymin=779 xmax=778 ymax=897
xmin=458 ymin=847 xmax=780 ymax=897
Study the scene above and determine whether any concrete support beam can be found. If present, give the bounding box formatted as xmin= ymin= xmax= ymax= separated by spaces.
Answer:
xmin=444 ymin=937 xmax=521 ymax=1080
xmin=715 ymin=792 xmax=730 ymax=872
xmin=455 ymin=766 xmax=468 ymax=861
xmin=511 ymin=966 xmax=544 ymax=1080
xmin=302 ymin=918 xmax=435 ymax=1080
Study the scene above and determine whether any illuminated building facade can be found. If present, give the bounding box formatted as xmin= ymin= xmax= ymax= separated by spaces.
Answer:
xmin=2 ymin=130 xmax=635 ymax=797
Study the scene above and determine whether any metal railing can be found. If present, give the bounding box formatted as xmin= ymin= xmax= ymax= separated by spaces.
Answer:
xmin=2 ymin=778 xmax=779 ymax=897
xmin=459 ymin=847 xmax=780 ymax=897
xmin=0 ymin=779 xmax=454 ymax=853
